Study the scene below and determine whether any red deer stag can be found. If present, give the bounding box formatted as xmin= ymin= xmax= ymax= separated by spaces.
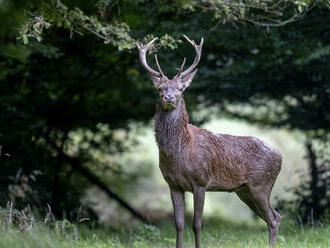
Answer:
xmin=137 ymin=35 xmax=282 ymax=247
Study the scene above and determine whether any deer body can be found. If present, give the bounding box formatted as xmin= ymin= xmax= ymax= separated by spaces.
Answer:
xmin=137 ymin=35 xmax=282 ymax=248
xmin=155 ymin=98 xmax=281 ymax=194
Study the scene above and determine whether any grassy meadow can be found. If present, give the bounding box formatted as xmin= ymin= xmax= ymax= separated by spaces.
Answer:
xmin=1 ymin=214 xmax=330 ymax=248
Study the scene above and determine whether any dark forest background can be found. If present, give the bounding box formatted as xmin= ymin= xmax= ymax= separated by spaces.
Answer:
xmin=1 ymin=0 xmax=330 ymax=225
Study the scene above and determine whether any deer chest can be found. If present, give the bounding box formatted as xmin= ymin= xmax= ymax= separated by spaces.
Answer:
xmin=158 ymin=151 xmax=210 ymax=192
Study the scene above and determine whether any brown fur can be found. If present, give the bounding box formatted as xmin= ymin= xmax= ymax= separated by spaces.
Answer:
xmin=155 ymin=98 xmax=281 ymax=193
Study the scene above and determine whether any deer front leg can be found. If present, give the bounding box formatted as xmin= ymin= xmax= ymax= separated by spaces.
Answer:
xmin=170 ymin=189 xmax=185 ymax=248
xmin=193 ymin=187 xmax=206 ymax=248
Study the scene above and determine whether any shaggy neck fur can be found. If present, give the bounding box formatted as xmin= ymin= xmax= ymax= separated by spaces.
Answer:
xmin=154 ymin=98 xmax=190 ymax=155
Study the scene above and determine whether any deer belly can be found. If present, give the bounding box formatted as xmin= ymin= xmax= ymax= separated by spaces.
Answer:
xmin=159 ymin=164 xmax=209 ymax=192
xmin=207 ymin=171 xmax=247 ymax=192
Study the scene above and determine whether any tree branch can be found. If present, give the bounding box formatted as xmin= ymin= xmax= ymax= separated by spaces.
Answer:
xmin=46 ymin=138 xmax=149 ymax=224
xmin=63 ymin=153 xmax=150 ymax=224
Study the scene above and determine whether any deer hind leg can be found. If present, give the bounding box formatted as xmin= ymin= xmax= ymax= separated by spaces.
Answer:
xmin=236 ymin=186 xmax=263 ymax=219
xmin=236 ymin=185 xmax=280 ymax=247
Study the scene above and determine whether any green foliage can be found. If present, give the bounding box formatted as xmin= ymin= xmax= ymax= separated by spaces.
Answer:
xmin=18 ymin=0 xmax=134 ymax=50
xmin=195 ymin=0 xmax=315 ymax=26
xmin=1 ymin=0 xmax=330 ymax=223
xmin=18 ymin=15 xmax=51 ymax=44
xmin=295 ymin=44 xmax=330 ymax=65
xmin=15 ymin=0 xmax=328 ymax=49
xmin=16 ymin=0 xmax=181 ymax=51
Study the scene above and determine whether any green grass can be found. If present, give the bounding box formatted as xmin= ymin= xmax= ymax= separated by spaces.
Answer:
xmin=1 ymin=217 xmax=330 ymax=248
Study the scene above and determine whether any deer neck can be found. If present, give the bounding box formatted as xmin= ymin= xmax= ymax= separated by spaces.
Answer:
xmin=154 ymin=98 xmax=190 ymax=155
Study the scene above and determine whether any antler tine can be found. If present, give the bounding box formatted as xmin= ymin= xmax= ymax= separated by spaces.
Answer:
xmin=180 ymin=34 xmax=204 ymax=77
xmin=179 ymin=57 xmax=186 ymax=72
xmin=137 ymin=38 xmax=162 ymax=77
xmin=154 ymin=54 xmax=165 ymax=78
xmin=182 ymin=34 xmax=194 ymax=46
xmin=174 ymin=57 xmax=186 ymax=78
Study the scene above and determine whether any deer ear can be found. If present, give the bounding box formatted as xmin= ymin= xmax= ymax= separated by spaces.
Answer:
xmin=180 ymin=70 xmax=197 ymax=89
xmin=151 ymin=75 xmax=162 ymax=88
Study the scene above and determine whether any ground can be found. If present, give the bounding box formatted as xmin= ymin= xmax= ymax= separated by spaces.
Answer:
xmin=1 ymin=216 xmax=330 ymax=248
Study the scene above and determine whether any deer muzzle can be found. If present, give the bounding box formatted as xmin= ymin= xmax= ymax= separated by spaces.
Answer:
xmin=162 ymin=94 xmax=178 ymax=111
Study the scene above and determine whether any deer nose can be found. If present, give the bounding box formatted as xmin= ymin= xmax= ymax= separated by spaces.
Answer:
xmin=164 ymin=94 xmax=174 ymax=102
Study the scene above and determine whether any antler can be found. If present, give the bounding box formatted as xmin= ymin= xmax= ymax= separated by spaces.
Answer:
xmin=154 ymin=54 xmax=165 ymax=78
xmin=179 ymin=34 xmax=204 ymax=78
xmin=136 ymin=38 xmax=166 ymax=78
xmin=137 ymin=35 xmax=203 ymax=79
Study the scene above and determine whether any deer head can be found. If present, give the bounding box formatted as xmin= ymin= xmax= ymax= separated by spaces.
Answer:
xmin=137 ymin=35 xmax=203 ymax=111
